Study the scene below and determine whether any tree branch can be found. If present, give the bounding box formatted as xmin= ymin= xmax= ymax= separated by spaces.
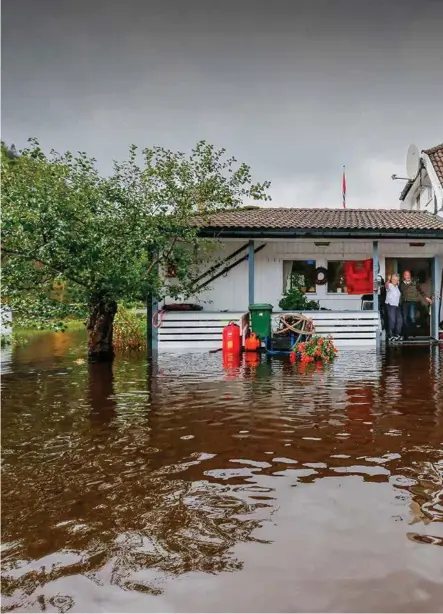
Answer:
xmin=2 ymin=247 xmax=90 ymax=288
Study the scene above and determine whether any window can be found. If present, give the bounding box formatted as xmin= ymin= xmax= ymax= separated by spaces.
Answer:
xmin=283 ymin=260 xmax=316 ymax=293
xmin=327 ymin=260 xmax=370 ymax=293
xmin=327 ymin=261 xmax=347 ymax=293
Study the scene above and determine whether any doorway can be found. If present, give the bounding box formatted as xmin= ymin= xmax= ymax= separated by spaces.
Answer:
xmin=385 ymin=258 xmax=433 ymax=338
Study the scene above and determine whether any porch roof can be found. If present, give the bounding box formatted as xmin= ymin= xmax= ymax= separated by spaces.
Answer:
xmin=196 ymin=207 xmax=443 ymax=239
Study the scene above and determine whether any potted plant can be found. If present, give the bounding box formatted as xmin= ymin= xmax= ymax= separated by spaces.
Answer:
xmin=279 ymin=280 xmax=320 ymax=311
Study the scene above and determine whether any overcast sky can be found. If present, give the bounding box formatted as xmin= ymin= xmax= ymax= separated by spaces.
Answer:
xmin=2 ymin=0 xmax=443 ymax=208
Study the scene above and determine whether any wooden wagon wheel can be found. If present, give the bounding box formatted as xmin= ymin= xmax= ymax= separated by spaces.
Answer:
xmin=274 ymin=314 xmax=315 ymax=342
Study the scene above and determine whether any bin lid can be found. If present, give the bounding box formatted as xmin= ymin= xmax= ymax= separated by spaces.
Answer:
xmin=248 ymin=303 xmax=273 ymax=311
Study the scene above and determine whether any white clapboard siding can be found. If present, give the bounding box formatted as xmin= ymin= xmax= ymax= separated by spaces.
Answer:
xmin=158 ymin=311 xmax=249 ymax=350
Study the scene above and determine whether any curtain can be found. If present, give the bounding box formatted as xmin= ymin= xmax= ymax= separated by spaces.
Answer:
xmin=283 ymin=261 xmax=293 ymax=292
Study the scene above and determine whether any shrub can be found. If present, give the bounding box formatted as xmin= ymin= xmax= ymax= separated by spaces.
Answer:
xmin=113 ymin=307 xmax=147 ymax=352
xmin=279 ymin=284 xmax=320 ymax=311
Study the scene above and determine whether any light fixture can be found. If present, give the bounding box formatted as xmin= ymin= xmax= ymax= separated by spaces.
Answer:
xmin=409 ymin=242 xmax=425 ymax=247
xmin=314 ymin=242 xmax=330 ymax=247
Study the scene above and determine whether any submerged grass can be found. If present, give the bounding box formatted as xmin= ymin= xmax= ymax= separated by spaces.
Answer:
xmin=1 ymin=319 xmax=87 ymax=348
xmin=2 ymin=310 xmax=148 ymax=353
xmin=113 ymin=308 xmax=147 ymax=352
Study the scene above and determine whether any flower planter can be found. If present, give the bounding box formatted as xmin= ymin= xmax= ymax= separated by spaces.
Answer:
xmin=290 ymin=335 xmax=338 ymax=364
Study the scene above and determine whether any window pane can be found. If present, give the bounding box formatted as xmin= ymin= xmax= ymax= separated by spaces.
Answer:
xmin=283 ymin=260 xmax=316 ymax=293
xmin=327 ymin=261 xmax=347 ymax=293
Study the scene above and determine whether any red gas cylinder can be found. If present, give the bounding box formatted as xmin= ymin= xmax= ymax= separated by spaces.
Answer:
xmin=222 ymin=322 xmax=241 ymax=355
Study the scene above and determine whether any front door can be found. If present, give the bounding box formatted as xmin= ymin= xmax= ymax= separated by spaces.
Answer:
xmin=385 ymin=258 xmax=433 ymax=338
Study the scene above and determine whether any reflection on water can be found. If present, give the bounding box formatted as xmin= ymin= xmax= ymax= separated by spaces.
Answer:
xmin=1 ymin=331 xmax=443 ymax=613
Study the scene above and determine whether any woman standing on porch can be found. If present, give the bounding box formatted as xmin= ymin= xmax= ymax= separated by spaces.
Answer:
xmin=385 ymin=273 xmax=403 ymax=343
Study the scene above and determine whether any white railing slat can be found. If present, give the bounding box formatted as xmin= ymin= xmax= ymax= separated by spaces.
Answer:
xmin=160 ymin=326 xmax=226 ymax=334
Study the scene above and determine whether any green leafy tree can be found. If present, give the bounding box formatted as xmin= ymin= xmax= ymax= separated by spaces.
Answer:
xmin=1 ymin=139 xmax=270 ymax=361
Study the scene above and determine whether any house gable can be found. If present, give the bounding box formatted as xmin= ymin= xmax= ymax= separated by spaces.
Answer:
xmin=399 ymin=143 xmax=443 ymax=216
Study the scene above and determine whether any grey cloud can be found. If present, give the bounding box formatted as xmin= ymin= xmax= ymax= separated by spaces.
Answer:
xmin=2 ymin=0 xmax=443 ymax=208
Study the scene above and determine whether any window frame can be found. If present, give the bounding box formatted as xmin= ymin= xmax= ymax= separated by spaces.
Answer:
xmin=283 ymin=259 xmax=317 ymax=294
xmin=326 ymin=260 xmax=349 ymax=294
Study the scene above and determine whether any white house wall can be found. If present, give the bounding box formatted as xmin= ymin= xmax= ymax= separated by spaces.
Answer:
xmin=400 ymin=157 xmax=443 ymax=216
xmin=166 ymin=239 xmax=443 ymax=313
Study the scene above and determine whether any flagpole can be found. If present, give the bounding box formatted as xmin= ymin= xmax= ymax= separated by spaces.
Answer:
xmin=342 ymin=165 xmax=346 ymax=209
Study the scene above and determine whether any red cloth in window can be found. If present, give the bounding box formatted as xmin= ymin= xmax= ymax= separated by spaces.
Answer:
xmin=344 ymin=259 xmax=373 ymax=294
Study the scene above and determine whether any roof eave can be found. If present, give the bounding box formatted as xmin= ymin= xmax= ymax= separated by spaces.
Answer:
xmin=399 ymin=179 xmax=414 ymax=201
xmin=198 ymin=227 xmax=443 ymax=240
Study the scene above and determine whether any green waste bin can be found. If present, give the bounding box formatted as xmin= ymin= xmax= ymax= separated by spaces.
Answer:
xmin=249 ymin=303 xmax=273 ymax=339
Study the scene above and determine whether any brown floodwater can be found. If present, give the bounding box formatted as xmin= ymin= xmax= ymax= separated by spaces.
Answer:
xmin=1 ymin=331 xmax=443 ymax=613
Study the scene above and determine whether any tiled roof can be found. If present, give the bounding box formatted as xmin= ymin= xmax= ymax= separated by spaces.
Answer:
xmin=195 ymin=207 xmax=443 ymax=235
xmin=423 ymin=143 xmax=443 ymax=186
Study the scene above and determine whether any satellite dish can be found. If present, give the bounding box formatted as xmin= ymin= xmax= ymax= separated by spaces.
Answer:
xmin=406 ymin=144 xmax=420 ymax=179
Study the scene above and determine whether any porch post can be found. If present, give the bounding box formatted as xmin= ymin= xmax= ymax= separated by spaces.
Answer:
xmin=373 ymin=241 xmax=380 ymax=346
xmin=147 ymin=292 xmax=158 ymax=357
xmin=372 ymin=241 xmax=379 ymax=313
xmin=147 ymin=248 xmax=159 ymax=359
xmin=248 ymin=240 xmax=255 ymax=306
xmin=431 ymin=256 xmax=438 ymax=339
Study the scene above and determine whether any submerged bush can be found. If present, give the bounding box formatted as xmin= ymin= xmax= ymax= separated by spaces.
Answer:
xmin=113 ymin=307 xmax=147 ymax=352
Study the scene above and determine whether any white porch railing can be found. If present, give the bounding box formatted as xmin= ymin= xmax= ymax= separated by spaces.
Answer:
xmin=278 ymin=310 xmax=380 ymax=347
xmin=158 ymin=311 xmax=249 ymax=351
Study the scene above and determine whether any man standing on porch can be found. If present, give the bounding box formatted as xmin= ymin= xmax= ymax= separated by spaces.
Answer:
xmin=400 ymin=270 xmax=433 ymax=339
xmin=385 ymin=273 xmax=403 ymax=343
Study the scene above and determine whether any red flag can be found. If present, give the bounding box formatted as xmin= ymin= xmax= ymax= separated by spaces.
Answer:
xmin=342 ymin=166 xmax=346 ymax=209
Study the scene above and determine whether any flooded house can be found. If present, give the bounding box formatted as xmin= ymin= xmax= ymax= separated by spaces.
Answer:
xmin=159 ymin=207 xmax=443 ymax=351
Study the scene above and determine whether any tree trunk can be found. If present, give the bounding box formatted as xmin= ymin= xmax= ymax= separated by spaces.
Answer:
xmin=87 ymin=298 xmax=117 ymax=363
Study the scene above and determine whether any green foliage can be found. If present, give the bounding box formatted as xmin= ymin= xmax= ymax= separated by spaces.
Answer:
xmin=1 ymin=139 xmax=270 ymax=332
xmin=113 ymin=307 xmax=146 ymax=352
xmin=279 ymin=283 xmax=320 ymax=311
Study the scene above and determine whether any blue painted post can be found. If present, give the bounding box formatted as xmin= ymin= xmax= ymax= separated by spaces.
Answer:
xmin=248 ymin=240 xmax=255 ymax=306
xmin=147 ymin=293 xmax=158 ymax=357
xmin=373 ymin=241 xmax=380 ymax=346
xmin=147 ymin=248 xmax=159 ymax=358
xmin=372 ymin=241 xmax=379 ymax=313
